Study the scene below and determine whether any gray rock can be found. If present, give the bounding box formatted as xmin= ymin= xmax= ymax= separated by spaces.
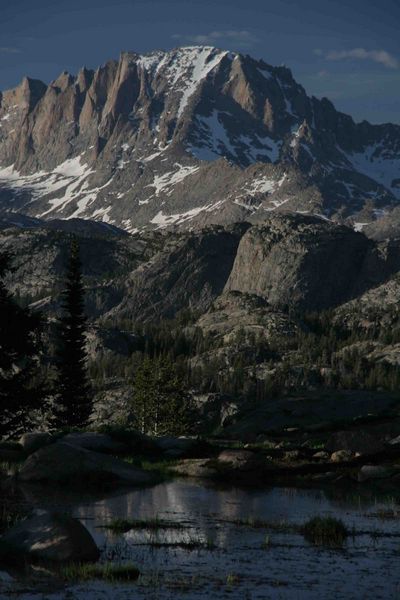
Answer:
xmin=313 ymin=451 xmax=330 ymax=460
xmin=0 ymin=512 xmax=99 ymax=562
xmin=388 ymin=434 xmax=400 ymax=446
xmin=330 ymin=450 xmax=353 ymax=463
xmin=172 ymin=459 xmax=217 ymax=478
xmin=19 ymin=432 xmax=54 ymax=454
xmin=358 ymin=465 xmax=395 ymax=483
xmin=217 ymin=449 xmax=259 ymax=470
xmin=18 ymin=442 xmax=153 ymax=486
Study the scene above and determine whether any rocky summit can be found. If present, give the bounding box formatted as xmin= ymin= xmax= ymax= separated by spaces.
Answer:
xmin=0 ymin=46 xmax=399 ymax=233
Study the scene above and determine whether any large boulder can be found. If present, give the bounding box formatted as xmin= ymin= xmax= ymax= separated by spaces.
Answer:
xmin=357 ymin=465 xmax=396 ymax=483
xmin=61 ymin=432 xmax=127 ymax=454
xmin=0 ymin=512 xmax=99 ymax=562
xmin=326 ymin=430 xmax=385 ymax=456
xmin=217 ymin=449 xmax=261 ymax=471
xmin=18 ymin=442 xmax=153 ymax=486
xmin=19 ymin=432 xmax=54 ymax=454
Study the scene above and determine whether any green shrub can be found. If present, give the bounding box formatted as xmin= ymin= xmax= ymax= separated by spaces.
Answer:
xmin=61 ymin=562 xmax=140 ymax=582
xmin=302 ymin=516 xmax=348 ymax=547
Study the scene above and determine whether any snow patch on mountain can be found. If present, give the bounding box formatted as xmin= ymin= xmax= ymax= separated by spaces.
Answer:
xmin=146 ymin=164 xmax=200 ymax=196
xmin=176 ymin=47 xmax=228 ymax=117
xmin=188 ymin=111 xmax=281 ymax=164
xmin=343 ymin=144 xmax=400 ymax=199
xmin=151 ymin=206 xmax=205 ymax=227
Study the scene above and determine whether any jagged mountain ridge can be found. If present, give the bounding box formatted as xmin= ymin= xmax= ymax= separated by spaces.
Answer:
xmin=0 ymin=46 xmax=399 ymax=232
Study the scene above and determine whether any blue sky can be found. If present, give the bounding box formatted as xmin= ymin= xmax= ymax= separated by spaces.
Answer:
xmin=1 ymin=0 xmax=399 ymax=123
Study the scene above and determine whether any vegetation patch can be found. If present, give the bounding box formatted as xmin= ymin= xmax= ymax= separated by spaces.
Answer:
xmin=302 ymin=516 xmax=348 ymax=547
xmin=225 ymin=517 xmax=298 ymax=533
xmin=60 ymin=562 xmax=140 ymax=582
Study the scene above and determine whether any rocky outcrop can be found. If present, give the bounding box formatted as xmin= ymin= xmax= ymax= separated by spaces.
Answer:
xmin=106 ymin=224 xmax=248 ymax=320
xmin=224 ymin=214 xmax=396 ymax=310
xmin=195 ymin=290 xmax=295 ymax=342
xmin=0 ymin=512 xmax=99 ymax=562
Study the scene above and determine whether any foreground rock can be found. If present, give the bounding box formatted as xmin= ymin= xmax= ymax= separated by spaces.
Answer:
xmin=18 ymin=442 xmax=153 ymax=486
xmin=0 ymin=512 xmax=99 ymax=562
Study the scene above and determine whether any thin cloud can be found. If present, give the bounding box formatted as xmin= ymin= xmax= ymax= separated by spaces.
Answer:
xmin=323 ymin=48 xmax=398 ymax=69
xmin=0 ymin=46 xmax=21 ymax=54
xmin=171 ymin=30 xmax=259 ymax=48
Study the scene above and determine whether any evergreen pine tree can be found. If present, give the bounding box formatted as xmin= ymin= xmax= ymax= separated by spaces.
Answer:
xmin=53 ymin=239 xmax=92 ymax=428
xmin=131 ymin=355 xmax=193 ymax=436
xmin=0 ymin=251 xmax=45 ymax=438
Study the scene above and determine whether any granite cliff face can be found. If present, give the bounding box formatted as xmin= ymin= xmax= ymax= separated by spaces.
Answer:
xmin=0 ymin=46 xmax=399 ymax=233
xmin=224 ymin=214 xmax=400 ymax=310
xmin=2 ymin=213 xmax=400 ymax=320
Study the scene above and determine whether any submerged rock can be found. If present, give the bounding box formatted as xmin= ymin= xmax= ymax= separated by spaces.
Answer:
xmin=0 ymin=512 xmax=99 ymax=562
xmin=17 ymin=442 xmax=153 ymax=486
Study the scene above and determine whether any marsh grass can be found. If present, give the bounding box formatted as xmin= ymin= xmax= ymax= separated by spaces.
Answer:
xmin=146 ymin=539 xmax=216 ymax=550
xmin=302 ymin=517 xmax=348 ymax=547
xmin=0 ymin=460 xmax=23 ymax=477
xmin=60 ymin=562 xmax=140 ymax=582
xmin=225 ymin=517 xmax=298 ymax=533
xmin=369 ymin=507 xmax=400 ymax=520
xmin=122 ymin=456 xmax=178 ymax=480
xmin=226 ymin=573 xmax=240 ymax=586
xmin=261 ymin=534 xmax=271 ymax=548
xmin=0 ymin=502 xmax=26 ymax=535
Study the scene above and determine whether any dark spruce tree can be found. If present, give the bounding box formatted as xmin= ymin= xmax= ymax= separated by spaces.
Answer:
xmin=0 ymin=251 xmax=45 ymax=438
xmin=53 ymin=239 xmax=92 ymax=429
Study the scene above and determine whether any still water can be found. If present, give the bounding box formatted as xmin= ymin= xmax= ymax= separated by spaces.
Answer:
xmin=1 ymin=479 xmax=399 ymax=599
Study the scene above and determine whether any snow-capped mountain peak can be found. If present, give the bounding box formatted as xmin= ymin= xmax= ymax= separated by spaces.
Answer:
xmin=0 ymin=46 xmax=399 ymax=232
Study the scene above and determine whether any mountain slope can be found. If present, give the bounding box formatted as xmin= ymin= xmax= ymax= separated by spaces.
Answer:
xmin=0 ymin=46 xmax=399 ymax=232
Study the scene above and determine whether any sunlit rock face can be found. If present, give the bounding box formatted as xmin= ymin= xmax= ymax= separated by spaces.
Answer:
xmin=0 ymin=46 xmax=399 ymax=232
